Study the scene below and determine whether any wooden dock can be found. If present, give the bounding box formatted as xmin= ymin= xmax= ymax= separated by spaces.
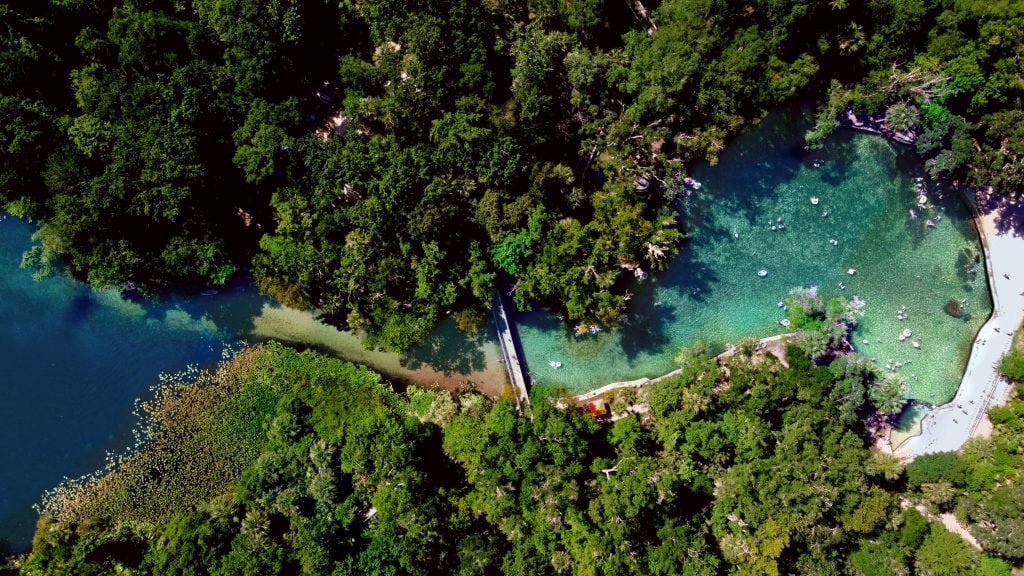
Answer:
xmin=492 ymin=291 xmax=530 ymax=410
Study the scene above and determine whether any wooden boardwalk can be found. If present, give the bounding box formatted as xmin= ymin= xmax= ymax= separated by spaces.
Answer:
xmin=492 ymin=291 xmax=530 ymax=410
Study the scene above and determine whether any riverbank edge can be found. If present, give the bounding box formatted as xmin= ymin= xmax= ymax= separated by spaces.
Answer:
xmin=892 ymin=190 xmax=1024 ymax=459
xmin=838 ymin=108 xmax=918 ymax=145
xmin=569 ymin=334 xmax=793 ymax=407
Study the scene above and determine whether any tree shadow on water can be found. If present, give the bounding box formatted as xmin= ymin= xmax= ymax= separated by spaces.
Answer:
xmin=63 ymin=294 xmax=96 ymax=324
xmin=619 ymin=245 xmax=718 ymax=361
xmin=904 ymin=181 xmax=984 ymax=252
xmin=954 ymin=246 xmax=984 ymax=285
xmin=688 ymin=111 xmax=808 ymax=229
xmin=400 ymin=318 xmax=488 ymax=376
xmin=113 ymin=275 xmax=270 ymax=338
xmin=693 ymin=155 xmax=802 ymax=229
xmin=166 ymin=276 xmax=270 ymax=336
xmin=976 ymin=189 xmax=1024 ymax=237
xmin=619 ymin=291 xmax=678 ymax=361
xmin=816 ymin=130 xmax=858 ymax=187
xmin=903 ymin=207 xmax=929 ymax=250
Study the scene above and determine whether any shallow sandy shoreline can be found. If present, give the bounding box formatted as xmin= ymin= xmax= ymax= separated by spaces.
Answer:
xmin=250 ymin=305 xmax=509 ymax=398
xmin=894 ymin=200 xmax=1024 ymax=458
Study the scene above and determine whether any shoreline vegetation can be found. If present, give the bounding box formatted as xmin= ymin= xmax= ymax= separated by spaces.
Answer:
xmin=248 ymin=303 xmax=509 ymax=397
xmin=7 ymin=334 xmax=1024 ymax=574
xmin=837 ymin=107 xmax=917 ymax=145
xmin=569 ymin=334 xmax=792 ymax=408
xmin=568 ymin=286 xmax=903 ymax=435
xmin=2 ymin=0 xmax=1021 ymax=353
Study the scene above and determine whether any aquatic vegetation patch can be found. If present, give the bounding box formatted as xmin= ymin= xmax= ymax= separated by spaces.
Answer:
xmin=39 ymin=346 xmax=283 ymax=526
xmin=35 ymin=342 xmax=419 ymax=531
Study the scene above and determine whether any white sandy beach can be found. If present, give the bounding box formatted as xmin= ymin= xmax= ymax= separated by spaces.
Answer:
xmin=895 ymin=208 xmax=1024 ymax=458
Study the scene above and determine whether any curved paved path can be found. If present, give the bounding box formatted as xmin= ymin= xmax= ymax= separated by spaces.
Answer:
xmin=896 ymin=205 xmax=1024 ymax=458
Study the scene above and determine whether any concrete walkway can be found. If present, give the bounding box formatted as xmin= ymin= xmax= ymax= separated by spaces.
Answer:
xmin=895 ymin=207 xmax=1024 ymax=458
xmin=492 ymin=291 xmax=530 ymax=410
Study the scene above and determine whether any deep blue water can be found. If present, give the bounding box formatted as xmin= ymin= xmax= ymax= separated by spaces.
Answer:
xmin=0 ymin=216 xmax=250 ymax=552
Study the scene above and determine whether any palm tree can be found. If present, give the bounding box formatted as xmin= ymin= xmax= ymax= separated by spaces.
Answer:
xmin=921 ymin=481 xmax=956 ymax=509
xmin=867 ymin=453 xmax=905 ymax=482
xmin=886 ymin=102 xmax=921 ymax=132
xmin=870 ymin=374 xmax=907 ymax=414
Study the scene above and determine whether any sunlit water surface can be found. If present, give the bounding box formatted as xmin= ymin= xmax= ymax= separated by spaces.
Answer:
xmin=516 ymin=107 xmax=991 ymax=400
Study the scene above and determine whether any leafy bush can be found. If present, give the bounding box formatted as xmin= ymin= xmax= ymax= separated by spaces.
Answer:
xmin=998 ymin=348 xmax=1024 ymax=383
xmin=914 ymin=523 xmax=980 ymax=576
xmin=786 ymin=286 xmax=825 ymax=329
xmin=905 ymin=452 xmax=966 ymax=489
xmin=899 ymin=508 xmax=930 ymax=550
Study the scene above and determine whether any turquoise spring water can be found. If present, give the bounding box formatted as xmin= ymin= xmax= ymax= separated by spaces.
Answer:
xmin=516 ymin=106 xmax=991 ymax=400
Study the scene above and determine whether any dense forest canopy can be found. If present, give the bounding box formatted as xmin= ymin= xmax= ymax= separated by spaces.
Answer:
xmin=1 ymin=0 xmax=1022 ymax=349
xmin=3 ymin=2 xmax=1024 ymax=573
xmin=5 ymin=339 xmax=1024 ymax=575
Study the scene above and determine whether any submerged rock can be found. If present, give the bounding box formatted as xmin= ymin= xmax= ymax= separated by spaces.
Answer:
xmin=944 ymin=299 xmax=963 ymax=318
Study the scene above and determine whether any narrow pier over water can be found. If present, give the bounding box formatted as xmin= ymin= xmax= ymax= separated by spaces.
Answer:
xmin=492 ymin=291 xmax=530 ymax=410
